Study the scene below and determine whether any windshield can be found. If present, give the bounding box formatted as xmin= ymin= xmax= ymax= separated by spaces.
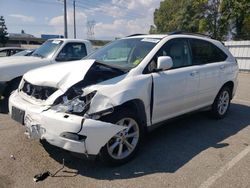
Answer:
xmin=87 ymin=38 xmax=159 ymax=70
xmin=31 ymin=40 xmax=63 ymax=58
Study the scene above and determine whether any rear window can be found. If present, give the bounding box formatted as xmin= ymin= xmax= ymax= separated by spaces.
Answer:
xmin=189 ymin=39 xmax=227 ymax=65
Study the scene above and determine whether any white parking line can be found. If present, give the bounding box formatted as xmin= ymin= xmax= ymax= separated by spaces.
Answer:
xmin=199 ymin=145 xmax=250 ymax=188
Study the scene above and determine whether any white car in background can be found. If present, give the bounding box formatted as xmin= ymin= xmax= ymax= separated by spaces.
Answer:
xmin=0 ymin=38 xmax=92 ymax=112
xmin=0 ymin=47 xmax=25 ymax=57
xmin=12 ymin=49 xmax=36 ymax=56
xmin=9 ymin=33 xmax=238 ymax=166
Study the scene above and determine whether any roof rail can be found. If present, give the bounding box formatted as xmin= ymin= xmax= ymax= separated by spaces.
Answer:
xmin=126 ymin=34 xmax=146 ymax=37
xmin=169 ymin=31 xmax=212 ymax=38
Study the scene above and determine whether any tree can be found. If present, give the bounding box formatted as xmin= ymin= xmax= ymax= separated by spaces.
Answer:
xmin=149 ymin=25 xmax=157 ymax=34
xmin=21 ymin=29 xmax=25 ymax=34
xmin=180 ymin=0 xmax=208 ymax=33
xmin=151 ymin=0 xmax=250 ymax=40
xmin=153 ymin=0 xmax=187 ymax=33
xmin=199 ymin=0 xmax=231 ymax=40
xmin=224 ymin=0 xmax=250 ymax=40
xmin=0 ymin=16 xmax=8 ymax=47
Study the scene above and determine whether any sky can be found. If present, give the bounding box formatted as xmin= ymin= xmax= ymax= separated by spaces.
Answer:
xmin=0 ymin=0 xmax=162 ymax=40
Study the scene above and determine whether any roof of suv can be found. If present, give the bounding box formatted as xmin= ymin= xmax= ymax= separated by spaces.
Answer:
xmin=126 ymin=34 xmax=168 ymax=39
xmin=125 ymin=33 xmax=220 ymax=44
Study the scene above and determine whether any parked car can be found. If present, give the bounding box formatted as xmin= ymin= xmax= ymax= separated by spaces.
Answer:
xmin=0 ymin=38 xmax=93 ymax=112
xmin=0 ymin=47 xmax=25 ymax=57
xmin=12 ymin=49 xmax=35 ymax=56
xmin=9 ymin=33 xmax=238 ymax=165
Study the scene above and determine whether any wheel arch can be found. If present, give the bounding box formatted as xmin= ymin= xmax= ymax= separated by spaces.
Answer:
xmin=99 ymin=99 xmax=148 ymax=132
xmin=120 ymin=99 xmax=147 ymax=126
xmin=4 ymin=76 xmax=22 ymax=97
xmin=6 ymin=76 xmax=22 ymax=85
xmin=220 ymin=81 xmax=234 ymax=99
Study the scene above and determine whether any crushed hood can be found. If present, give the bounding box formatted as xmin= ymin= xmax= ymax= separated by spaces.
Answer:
xmin=23 ymin=59 xmax=96 ymax=92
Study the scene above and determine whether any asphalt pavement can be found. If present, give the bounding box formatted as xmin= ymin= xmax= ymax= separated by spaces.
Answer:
xmin=0 ymin=73 xmax=250 ymax=188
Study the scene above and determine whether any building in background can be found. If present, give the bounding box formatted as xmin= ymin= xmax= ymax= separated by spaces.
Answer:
xmin=41 ymin=34 xmax=64 ymax=40
xmin=6 ymin=33 xmax=45 ymax=49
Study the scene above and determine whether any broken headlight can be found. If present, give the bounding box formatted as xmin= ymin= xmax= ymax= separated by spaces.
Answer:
xmin=51 ymin=91 xmax=96 ymax=114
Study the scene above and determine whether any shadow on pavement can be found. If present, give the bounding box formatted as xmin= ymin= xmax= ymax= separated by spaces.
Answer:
xmin=41 ymin=103 xmax=250 ymax=180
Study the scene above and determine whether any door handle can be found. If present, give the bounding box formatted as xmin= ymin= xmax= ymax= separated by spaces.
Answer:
xmin=220 ymin=65 xmax=226 ymax=70
xmin=190 ymin=71 xmax=199 ymax=76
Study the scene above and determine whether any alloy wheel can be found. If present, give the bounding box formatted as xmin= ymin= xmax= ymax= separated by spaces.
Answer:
xmin=217 ymin=90 xmax=230 ymax=115
xmin=107 ymin=118 xmax=140 ymax=160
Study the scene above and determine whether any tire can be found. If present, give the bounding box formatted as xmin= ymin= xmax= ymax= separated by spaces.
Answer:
xmin=0 ymin=98 xmax=8 ymax=113
xmin=211 ymin=86 xmax=231 ymax=119
xmin=99 ymin=108 xmax=145 ymax=166
xmin=0 ymin=81 xmax=20 ymax=113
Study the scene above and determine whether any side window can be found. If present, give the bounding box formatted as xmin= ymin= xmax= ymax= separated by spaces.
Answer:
xmin=190 ymin=39 xmax=227 ymax=65
xmin=56 ymin=43 xmax=87 ymax=61
xmin=10 ymin=49 xmax=18 ymax=56
xmin=0 ymin=50 xmax=7 ymax=57
xmin=147 ymin=38 xmax=192 ymax=72
xmin=164 ymin=39 xmax=192 ymax=68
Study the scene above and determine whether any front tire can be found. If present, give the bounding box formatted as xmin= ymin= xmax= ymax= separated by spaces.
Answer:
xmin=211 ymin=87 xmax=231 ymax=119
xmin=0 ymin=81 xmax=20 ymax=113
xmin=100 ymin=108 xmax=145 ymax=166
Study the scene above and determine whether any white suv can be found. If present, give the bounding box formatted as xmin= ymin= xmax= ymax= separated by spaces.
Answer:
xmin=9 ymin=33 xmax=238 ymax=166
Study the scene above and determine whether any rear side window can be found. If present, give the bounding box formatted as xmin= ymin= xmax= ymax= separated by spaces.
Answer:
xmin=189 ymin=39 xmax=227 ymax=65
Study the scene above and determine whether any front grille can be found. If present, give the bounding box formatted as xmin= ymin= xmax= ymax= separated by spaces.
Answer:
xmin=21 ymin=80 xmax=57 ymax=100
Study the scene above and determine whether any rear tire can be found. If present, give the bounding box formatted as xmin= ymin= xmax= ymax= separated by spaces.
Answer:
xmin=100 ymin=108 xmax=145 ymax=166
xmin=211 ymin=87 xmax=231 ymax=119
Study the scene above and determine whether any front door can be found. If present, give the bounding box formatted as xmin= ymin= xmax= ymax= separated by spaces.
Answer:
xmin=151 ymin=38 xmax=199 ymax=124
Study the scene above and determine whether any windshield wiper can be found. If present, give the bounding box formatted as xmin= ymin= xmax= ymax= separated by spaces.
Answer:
xmin=32 ymin=53 xmax=44 ymax=58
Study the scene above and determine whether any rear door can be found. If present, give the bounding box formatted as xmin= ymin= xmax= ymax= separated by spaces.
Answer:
xmin=189 ymin=39 xmax=228 ymax=107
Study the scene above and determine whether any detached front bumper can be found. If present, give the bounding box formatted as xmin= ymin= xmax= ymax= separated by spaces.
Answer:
xmin=9 ymin=91 xmax=126 ymax=156
xmin=25 ymin=109 xmax=126 ymax=156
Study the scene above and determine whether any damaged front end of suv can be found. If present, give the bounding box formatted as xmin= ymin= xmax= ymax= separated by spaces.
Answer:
xmin=9 ymin=36 xmax=159 ymax=165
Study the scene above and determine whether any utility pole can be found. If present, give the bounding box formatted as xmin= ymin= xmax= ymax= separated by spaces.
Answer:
xmin=73 ymin=0 xmax=76 ymax=38
xmin=64 ymin=0 xmax=68 ymax=38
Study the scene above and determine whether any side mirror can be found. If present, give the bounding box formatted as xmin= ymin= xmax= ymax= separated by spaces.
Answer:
xmin=157 ymin=56 xmax=173 ymax=71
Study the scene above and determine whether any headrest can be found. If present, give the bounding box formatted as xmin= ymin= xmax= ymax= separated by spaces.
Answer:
xmin=170 ymin=43 xmax=183 ymax=57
